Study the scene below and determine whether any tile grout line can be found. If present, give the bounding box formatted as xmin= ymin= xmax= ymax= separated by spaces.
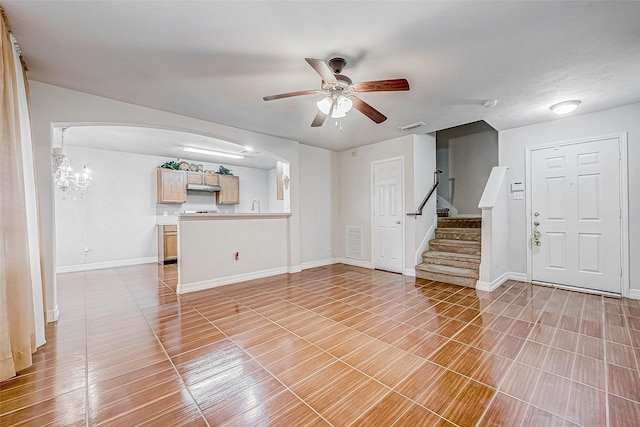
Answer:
xmin=200 ymin=280 xmax=479 ymax=426
xmin=474 ymin=284 xmax=551 ymax=427
xmin=180 ymin=286 xmax=338 ymax=426
xmin=115 ymin=267 xmax=212 ymax=427
xmin=79 ymin=266 xmax=636 ymax=427
xmin=225 ymin=279 xmax=546 ymax=426
xmin=558 ymin=290 xmax=586 ymax=425
xmin=603 ymin=296 xmax=611 ymax=427
xmin=84 ymin=271 xmax=90 ymax=427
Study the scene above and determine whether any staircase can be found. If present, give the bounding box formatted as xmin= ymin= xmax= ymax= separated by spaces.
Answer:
xmin=415 ymin=217 xmax=481 ymax=287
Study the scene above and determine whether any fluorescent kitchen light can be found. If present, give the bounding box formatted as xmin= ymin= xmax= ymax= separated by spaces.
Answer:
xmin=183 ymin=147 xmax=244 ymax=159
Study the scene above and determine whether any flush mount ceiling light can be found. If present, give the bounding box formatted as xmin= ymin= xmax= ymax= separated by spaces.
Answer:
xmin=183 ymin=147 xmax=244 ymax=159
xmin=550 ymin=100 xmax=581 ymax=115
xmin=483 ymin=99 xmax=498 ymax=108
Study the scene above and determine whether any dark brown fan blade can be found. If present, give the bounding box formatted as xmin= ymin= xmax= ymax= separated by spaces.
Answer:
xmin=305 ymin=58 xmax=338 ymax=84
xmin=352 ymin=79 xmax=410 ymax=93
xmin=263 ymin=90 xmax=320 ymax=101
xmin=351 ymin=96 xmax=387 ymax=124
xmin=311 ymin=110 xmax=328 ymax=127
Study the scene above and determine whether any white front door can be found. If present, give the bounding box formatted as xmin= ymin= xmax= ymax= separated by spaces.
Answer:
xmin=372 ymin=158 xmax=404 ymax=273
xmin=530 ymin=137 xmax=621 ymax=294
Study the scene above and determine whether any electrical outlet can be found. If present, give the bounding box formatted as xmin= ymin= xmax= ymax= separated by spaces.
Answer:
xmin=513 ymin=192 xmax=524 ymax=200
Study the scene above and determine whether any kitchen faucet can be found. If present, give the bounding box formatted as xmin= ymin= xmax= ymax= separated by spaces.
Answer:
xmin=251 ymin=199 xmax=261 ymax=213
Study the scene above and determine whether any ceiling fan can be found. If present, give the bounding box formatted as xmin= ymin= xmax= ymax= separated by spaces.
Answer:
xmin=263 ymin=58 xmax=410 ymax=127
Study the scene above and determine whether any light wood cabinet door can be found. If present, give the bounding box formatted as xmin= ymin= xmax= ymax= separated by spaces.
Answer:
xmin=204 ymin=173 xmax=219 ymax=186
xmin=157 ymin=224 xmax=178 ymax=263
xmin=217 ymin=175 xmax=240 ymax=205
xmin=157 ymin=169 xmax=186 ymax=203
xmin=164 ymin=231 xmax=178 ymax=261
xmin=187 ymin=172 xmax=203 ymax=184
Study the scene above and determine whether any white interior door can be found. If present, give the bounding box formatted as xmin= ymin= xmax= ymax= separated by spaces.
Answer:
xmin=530 ymin=137 xmax=621 ymax=294
xmin=372 ymin=159 xmax=404 ymax=273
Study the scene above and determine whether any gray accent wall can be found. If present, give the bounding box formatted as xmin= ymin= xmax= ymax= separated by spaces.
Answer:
xmin=436 ymin=121 xmax=498 ymax=215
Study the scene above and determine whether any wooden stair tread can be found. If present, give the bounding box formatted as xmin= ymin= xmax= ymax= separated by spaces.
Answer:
xmin=437 ymin=217 xmax=482 ymax=228
xmin=422 ymin=251 xmax=481 ymax=262
xmin=415 ymin=263 xmax=479 ymax=279
xmin=430 ymin=238 xmax=480 ymax=246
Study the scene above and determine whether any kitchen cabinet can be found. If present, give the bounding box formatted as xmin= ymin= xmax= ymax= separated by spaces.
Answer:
xmin=204 ymin=172 xmax=219 ymax=186
xmin=217 ymin=175 xmax=240 ymax=205
xmin=187 ymin=171 xmax=203 ymax=184
xmin=158 ymin=224 xmax=178 ymax=263
xmin=157 ymin=169 xmax=186 ymax=203
xmin=186 ymin=171 xmax=219 ymax=185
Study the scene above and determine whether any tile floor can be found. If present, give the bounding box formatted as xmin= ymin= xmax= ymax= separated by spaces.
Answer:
xmin=1 ymin=263 xmax=640 ymax=426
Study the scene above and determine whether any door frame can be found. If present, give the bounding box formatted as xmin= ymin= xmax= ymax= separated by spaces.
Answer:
xmin=370 ymin=156 xmax=405 ymax=274
xmin=525 ymin=133 xmax=629 ymax=297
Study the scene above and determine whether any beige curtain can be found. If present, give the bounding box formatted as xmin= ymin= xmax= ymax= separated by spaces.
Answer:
xmin=0 ymin=7 xmax=39 ymax=381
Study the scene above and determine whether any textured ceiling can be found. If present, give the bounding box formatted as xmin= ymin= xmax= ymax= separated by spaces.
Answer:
xmin=5 ymin=1 xmax=640 ymax=152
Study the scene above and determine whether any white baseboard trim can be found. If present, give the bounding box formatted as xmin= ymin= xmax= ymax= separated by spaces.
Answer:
xmin=56 ymin=257 xmax=158 ymax=273
xmin=476 ymin=272 xmax=510 ymax=292
xmin=339 ymin=258 xmax=373 ymax=269
xmin=46 ymin=305 xmax=59 ymax=323
xmin=288 ymin=265 xmax=302 ymax=273
xmin=301 ymin=258 xmax=340 ymax=270
xmin=508 ymin=272 xmax=528 ymax=282
xmin=404 ymin=268 xmax=416 ymax=277
xmin=627 ymin=289 xmax=640 ymax=300
xmin=177 ymin=266 xmax=289 ymax=294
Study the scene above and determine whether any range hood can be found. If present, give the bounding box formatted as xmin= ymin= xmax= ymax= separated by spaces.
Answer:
xmin=186 ymin=183 xmax=221 ymax=192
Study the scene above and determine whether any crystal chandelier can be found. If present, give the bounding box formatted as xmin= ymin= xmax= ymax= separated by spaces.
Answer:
xmin=52 ymin=127 xmax=91 ymax=195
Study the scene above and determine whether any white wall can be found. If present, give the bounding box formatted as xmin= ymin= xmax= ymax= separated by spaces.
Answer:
xmin=29 ymin=82 xmax=303 ymax=317
xmin=437 ymin=122 xmax=498 ymax=215
xmin=477 ymin=166 xmax=511 ymax=290
xmin=499 ymin=103 xmax=640 ymax=292
xmin=299 ymin=144 xmax=338 ymax=267
xmin=338 ymin=134 xmax=427 ymax=273
xmin=54 ymin=145 xmax=271 ymax=270
xmin=55 ymin=146 xmax=158 ymax=269
xmin=411 ymin=134 xmax=438 ymax=268
xmin=178 ymin=216 xmax=289 ymax=293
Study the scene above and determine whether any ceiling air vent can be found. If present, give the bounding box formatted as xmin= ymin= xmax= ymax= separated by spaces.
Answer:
xmin=399 ymin=121 xmax=427 ymax=132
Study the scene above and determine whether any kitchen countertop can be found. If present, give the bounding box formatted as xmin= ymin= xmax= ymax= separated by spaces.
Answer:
xmin=156 ymin=215 xmax=178 ymax=225
xmin=179 ymin=212 xmax=291 ymax=221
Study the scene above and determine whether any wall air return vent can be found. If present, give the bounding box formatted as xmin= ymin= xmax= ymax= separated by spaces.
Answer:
xmin=346 ymin=226 xmax=364 ymax=259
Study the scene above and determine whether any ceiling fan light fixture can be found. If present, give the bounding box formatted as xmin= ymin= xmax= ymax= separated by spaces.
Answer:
xmin=550 ymin=100 xmax=581 ymax=115
xmin=317 ymin=96 xmax=333 ymax=114
xmin=336 ymin=95 xmax=353 ymax=113
xmin=330 ymin=95 xmax=353 ymax=118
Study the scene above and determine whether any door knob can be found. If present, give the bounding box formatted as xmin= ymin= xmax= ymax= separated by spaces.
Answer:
xmin=396 ymin=221 xmax=401 ymax=224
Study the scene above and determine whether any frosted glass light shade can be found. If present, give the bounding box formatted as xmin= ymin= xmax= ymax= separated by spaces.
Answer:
xmin=317 ymin=97 xmax=333 ymax=114
xmin=331 ymin=96 xmax=352 ymax=118
xmin=550 ymin=100 xmax=581 ymax=115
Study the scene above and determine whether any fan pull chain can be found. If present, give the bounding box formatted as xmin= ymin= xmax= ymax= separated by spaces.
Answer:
xmin=335 ymin=119 xmax=343 ymax=131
